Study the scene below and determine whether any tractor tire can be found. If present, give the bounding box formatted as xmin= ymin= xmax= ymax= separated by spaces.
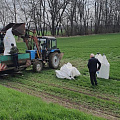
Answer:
xmin=49 ymin=52 xmax=60 ymax=69
xmin=33 ymin=60 xmax=43 ymax=72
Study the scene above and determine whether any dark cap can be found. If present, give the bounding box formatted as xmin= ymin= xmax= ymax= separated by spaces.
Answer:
xmin=11 ymin=43 xmax=14 ymax=46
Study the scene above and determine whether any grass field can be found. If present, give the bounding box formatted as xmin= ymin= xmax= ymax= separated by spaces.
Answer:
xmin=0 ymin=33 xmax=120 ymax=120
xmin=0 ymin=85 xmax=104 ymax=120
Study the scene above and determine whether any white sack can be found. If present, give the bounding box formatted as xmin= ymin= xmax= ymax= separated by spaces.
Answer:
xmin=95 ymin=54 xmax=110 ymax=79
xmin=55 ymin=62 xmax=80 ymax=80
xmin=95 ymin=53 xmax=103 ymax=63
xmin=3 ymin=28 xmax=16 ymax=55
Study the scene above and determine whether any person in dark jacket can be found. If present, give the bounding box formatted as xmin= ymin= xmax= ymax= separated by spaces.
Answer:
xmin=88 ymin=53 xmax=101 ymax=86
xmin=9 ymin=43 xmax=19 ymax=69
xmin=0 ymin=31 xmax=4 ymax=53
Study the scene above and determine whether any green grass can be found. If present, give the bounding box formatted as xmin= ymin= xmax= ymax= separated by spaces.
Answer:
xmin=58 ymin=33 xmax=120 ymax=80
xmin=0 ymin=85 xmax=104 ymax=120
xmin=0 ymin=33 xmax=120 ymax=119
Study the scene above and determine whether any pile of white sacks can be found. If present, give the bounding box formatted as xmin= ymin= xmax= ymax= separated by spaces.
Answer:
xmin=55 ymin=62 xmax=80 ymax=80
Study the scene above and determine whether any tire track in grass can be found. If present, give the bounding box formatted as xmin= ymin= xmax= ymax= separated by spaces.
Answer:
xmin=3 ymin=78 xmax=119 ymax=103
xmin=47 ymin=83 xmax=120 ymax=103
xmin=29 ymin=79 xmax=120 ymax=103
xmin=1 ymin=79 xmax=120 ymax=118
xmin=1 ymin=84 xmax=120 ymax=120
xmin=0 ymin=81 xmax=120 ymax=120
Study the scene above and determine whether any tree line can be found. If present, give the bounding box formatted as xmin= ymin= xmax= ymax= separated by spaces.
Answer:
xmin=0 ymin=0 xmax=120 ymax=36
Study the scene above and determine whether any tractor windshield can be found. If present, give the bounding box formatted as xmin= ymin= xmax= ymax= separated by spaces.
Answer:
xmin=51 ymin=39 xmax=57 ymax=49
xmin=47 ymin=39 xmax=57 ymax=49
xmin=37 ymin=38 xmax=47 ymax=50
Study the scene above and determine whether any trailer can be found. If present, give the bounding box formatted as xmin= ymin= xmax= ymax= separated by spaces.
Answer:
xmin=0 ymin=53 xmax=31 ymax=73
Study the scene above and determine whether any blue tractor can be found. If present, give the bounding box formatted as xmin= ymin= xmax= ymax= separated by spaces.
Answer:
xmin=24 ymin=33 xmax=63 ymax=72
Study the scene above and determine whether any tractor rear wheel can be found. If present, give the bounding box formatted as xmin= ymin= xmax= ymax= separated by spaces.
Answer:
xmin=33 ymin=60 xmax=43 ymax=72
xmin=49 ymin=52 xmax=60 ymax=69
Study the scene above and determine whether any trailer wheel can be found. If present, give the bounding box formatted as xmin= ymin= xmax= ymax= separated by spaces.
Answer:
xmin=49 ymin=52 xmax=60 ymax=69
xmin=33 ymin=60 xmax=43 ymax=72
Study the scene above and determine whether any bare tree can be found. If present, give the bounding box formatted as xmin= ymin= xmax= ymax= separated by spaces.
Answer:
xmin=0 ymin=0 xmax=10 ymax=26
xmin=46 ymin=0 xmax=69 ymax=36
xmin=1 ymin=0 xmax=120 ymax=36
xmin=4 ymin=0 xmax=19 ymax=23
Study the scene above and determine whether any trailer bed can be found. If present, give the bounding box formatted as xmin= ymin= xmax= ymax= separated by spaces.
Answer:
xmin=0 ymin=53 xmax=31 ymax=72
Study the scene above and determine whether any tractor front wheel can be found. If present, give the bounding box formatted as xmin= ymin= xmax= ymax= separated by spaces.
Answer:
xmin=33 ymin=60 xmax=43 ymax=72
xmin=49 ymin=52 xmax=60 ymax=69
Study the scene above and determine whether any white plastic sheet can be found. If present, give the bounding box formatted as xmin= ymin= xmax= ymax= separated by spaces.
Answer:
xmin=95 ymin=54 xmax=110 ymax=79
xmin=3 ymin=28 xmax=16 ymax=55
xmin=55 ymin=62 xmax=80 ymax=80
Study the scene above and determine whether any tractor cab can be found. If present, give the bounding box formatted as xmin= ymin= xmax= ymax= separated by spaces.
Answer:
xmin=37 ymin=36 xmax=58 ymax=51
xmin=35 ymin=36 xmax=60 ymax=60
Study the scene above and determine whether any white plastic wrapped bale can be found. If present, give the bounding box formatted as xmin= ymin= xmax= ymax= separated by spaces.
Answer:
xmin=95 ymin=54 xmax=110 ymax=79
xmin=3 ymin=28 xmax=16 ymax=55
xmin=55 ymin=62 xmax=80 ymax=80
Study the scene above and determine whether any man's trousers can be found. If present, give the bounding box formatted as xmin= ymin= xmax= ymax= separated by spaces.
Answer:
xmin=89 ymin=72 xmax=97 ymax=85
